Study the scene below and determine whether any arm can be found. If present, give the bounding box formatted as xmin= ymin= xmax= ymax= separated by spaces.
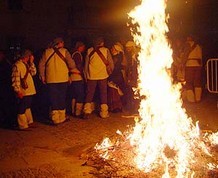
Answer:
xmin=107 ymin=49 xmax=114 ymax=72
xmin=73 ymin=52 xmax=84 ymax=74
xmin=65 ymin=50 xmax=76 ymax=70
xmin=11 ymin=65 xmax=23 ymax=98
xmin=29 ymin=62 xmax=37 ymax=76
xmin=181 ymin=44 xmax=191 ymax=66
xmin=196 ymin=45 xmax=202 ymax=66
xmin=84 ymin=53 xmax=90 ymax=81
xmin=29 ymin=55 xmax=37 ymax=76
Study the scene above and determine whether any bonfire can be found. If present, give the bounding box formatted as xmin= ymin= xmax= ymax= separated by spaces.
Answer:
xmin=82 ymin=0 xmax=218 ymax=177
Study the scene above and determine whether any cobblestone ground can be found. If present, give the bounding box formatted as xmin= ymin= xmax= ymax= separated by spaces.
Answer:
xmin=0 ymin=93 xmax=217 ymax=178
xmin=0 ymin=111 xmax=136 ymax=178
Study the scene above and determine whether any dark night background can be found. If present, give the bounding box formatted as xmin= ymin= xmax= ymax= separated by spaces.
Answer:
xmin=0 ymin=0 xmax=218 ymax=62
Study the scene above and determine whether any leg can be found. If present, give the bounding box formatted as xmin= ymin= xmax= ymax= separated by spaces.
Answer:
xmin=98 ymin=79 xmax=109 ymax=118
xmin=74 ymin=81 xmax=85 ymax=117
xmin=17 ymin=96 xmax=29 ymax=129
xmin=84 ymin=80 xmax=97 ymax=116
xmin=57 ymin=82 xmax=68 ymax=123
xmin=47 ymin=83 xmax=68 ymax=124
xmin=194 ymin=66 xmax=202 ymax=102
xmin=24 ymin=96 xmax=33 ymax=124
xmin=185 ymin=67 xmax=195 ymax=102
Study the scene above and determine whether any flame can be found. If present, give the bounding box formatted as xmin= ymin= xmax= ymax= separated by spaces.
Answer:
xmin=127 ymin=0 xmax=211 ymax=176
xmin=208 ymin=132 xmax=218 ymax=146
xmin=94 ymin=0 xmax=218 ymax=177
xmin=95 ymin=137 xmax=113 ymax=159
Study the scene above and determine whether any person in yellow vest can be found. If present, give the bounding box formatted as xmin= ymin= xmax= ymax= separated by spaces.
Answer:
xmin=11 ymin=49 xmax=37 ymax=130
xmin=83 ymin=36 xmax=114 ymax=119
xmin=183 ymin=34 xmax=203 ymax=103
xmin=38 ymin=37 xmax=76 ymax=125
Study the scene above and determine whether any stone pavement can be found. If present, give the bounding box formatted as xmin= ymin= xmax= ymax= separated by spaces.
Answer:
xmin=0 ymin=92 xmax=217 ymax=177
xmin=0 ymin=111 xmax=135 ymax=178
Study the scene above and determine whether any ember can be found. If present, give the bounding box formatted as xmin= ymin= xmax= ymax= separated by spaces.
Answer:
xmin=82 ymin=0 xmax=218 ymax=177
xmin=82 ymin=129 xmax=218 ymax=177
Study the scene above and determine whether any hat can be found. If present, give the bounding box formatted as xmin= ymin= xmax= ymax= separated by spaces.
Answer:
xmin=125 ymin=41 xmax=135 ymax=47
xmin=113 ymin=44 xmax=123 ymax=53
xmin=21 ymin=49 xmax=32 ymax=58
xmin=53 ymin=37 xmax=64 ymax=46
xmin=75 ymin=41 xmax=85 ymax=49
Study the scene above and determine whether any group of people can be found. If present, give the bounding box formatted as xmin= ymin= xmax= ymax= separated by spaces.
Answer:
xmin=0 ymin=33 xmax=203 ymax=130
xmin=171 ymin=34 xmax=203 ymax=103
xmin=0 ymin=36 xmax=140 ymax=130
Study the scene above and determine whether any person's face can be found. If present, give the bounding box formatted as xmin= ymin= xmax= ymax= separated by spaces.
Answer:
xmin=111 ymin=46 xmax=118 ymax=55
xmin=23 ymin=55 xmax=30 ymax=62
xmin=58 ymin=41 xmax=64 ymax=48
xmin=78 ymin=45 xmax=85 ymax=52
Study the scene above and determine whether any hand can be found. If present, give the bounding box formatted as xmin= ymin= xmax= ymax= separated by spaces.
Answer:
xmin=69 ymin=77 xmax=73 ymax=84
xmin=17 ymin=91 xmax=23 ymax=99
xmin=40 ymin=76 xmax=46 ymax=84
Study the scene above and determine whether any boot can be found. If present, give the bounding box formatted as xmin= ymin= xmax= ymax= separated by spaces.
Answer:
xmin=75 ymin=103 xmax=83 ymax=117
xmin=71 ymin=99 xmax=76 ymax=115
xmin=17 ymin=114 xmax=28 ymax=129
xmin=25 ymin=108 xmax=33 ymax=124
xmin=50 ymin=110 xmax=60 ymax=125
xmin=83 ymin=103 xmax=92 ymax=119
xmin=195 ymin=87 xmax=202 ymax=102
xmin=186 ymin=90 xmax=195 ymax=103
xmin=59 ymin=109 xmax=66 ymax=123
xmin=100 ymin=104 xmax=109 ymax=119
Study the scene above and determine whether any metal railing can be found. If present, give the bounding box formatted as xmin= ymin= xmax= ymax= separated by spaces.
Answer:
xmin=207 ymin=58 xmax=218 ymax=93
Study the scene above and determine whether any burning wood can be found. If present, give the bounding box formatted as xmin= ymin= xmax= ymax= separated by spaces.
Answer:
xmin=81 ymin=129 xmax=217 ymax=177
